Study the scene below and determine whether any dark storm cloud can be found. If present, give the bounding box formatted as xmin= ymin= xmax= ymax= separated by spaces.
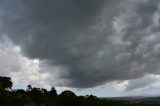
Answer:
xmin=1 ymin=0 xmax=160 ymax=88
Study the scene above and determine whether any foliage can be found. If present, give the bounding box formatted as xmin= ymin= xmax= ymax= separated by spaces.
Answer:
xmin=0 ymin=76 xmax=157 ymax=106
xmin=0 ymin=76 xmax=12 ymax=90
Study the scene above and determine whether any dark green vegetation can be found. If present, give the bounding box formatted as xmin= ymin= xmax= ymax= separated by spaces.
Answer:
xmin=0 ymin=76 xmax=159 ymax=106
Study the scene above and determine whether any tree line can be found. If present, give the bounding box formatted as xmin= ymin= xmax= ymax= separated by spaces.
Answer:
xmin=0 ymin=76 xmax=156 ymax=106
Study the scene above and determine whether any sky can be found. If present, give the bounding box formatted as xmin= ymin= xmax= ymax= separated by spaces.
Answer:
xmin=1 ymin=0 xmax=160 ymax=97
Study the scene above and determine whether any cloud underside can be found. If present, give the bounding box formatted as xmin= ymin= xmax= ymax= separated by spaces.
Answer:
xmin=0 ymin=0 xmax=160 ymax=89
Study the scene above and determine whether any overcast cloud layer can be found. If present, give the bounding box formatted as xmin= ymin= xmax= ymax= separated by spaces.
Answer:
xmin=0 ymin=0 xmax=160 ymax=88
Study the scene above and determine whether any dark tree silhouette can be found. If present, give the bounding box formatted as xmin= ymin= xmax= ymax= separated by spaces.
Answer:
xmin=26 ymin=85 xmax=32 ymax=91
xmin=30 ymin=87 xmax=44 ymax=106
xmin=41 ymin=88 xmax=47 ymax=95
xmin=59 ymin=90 xmax=77 ymax=106
xmin=0 ymin=76 xmax=155 ymax=106
xmin=49 ymin=86 xmax=57 ymax=96
xmin=0 ymin=76 xmax=12 ymax=90
xmin=60 ymin=90 xmax=76 ymax=97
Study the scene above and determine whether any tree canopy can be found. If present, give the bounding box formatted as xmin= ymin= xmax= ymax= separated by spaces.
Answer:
xmin=0 ymin=76 xmax=12 ymax=90
xmin=0 ymin=76 xmax=156 ymax=106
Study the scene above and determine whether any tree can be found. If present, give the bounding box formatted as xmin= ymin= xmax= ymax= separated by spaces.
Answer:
xmin=59 ymin=90 xmax=77 ymax=106
xmin=49 ymin=86 xmax=57 ymax=96
xmin=26 ymin=85 xmax=32 ymax=91
xmin=0 ymin=76 xmax=12 ymax=90
xmin=59 ymin=90 xmax=76 ymax=97
xmin=41 ymin=88 xmax=47 ymax=95
xmin=31 ymin=87 xmax=44 ymax=106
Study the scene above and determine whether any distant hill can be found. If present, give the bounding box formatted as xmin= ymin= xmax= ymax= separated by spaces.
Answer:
xmin=102 ymin=96 xmax=160 ymax=105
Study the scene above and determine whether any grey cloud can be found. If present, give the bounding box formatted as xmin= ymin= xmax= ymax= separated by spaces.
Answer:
xmin=0 ymin=40 xmax=54 ymax=88
xmin=0 ymin=0 xmax=160 ymax=88
xmin=125 ymin=75 xmax=157 ymax=91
